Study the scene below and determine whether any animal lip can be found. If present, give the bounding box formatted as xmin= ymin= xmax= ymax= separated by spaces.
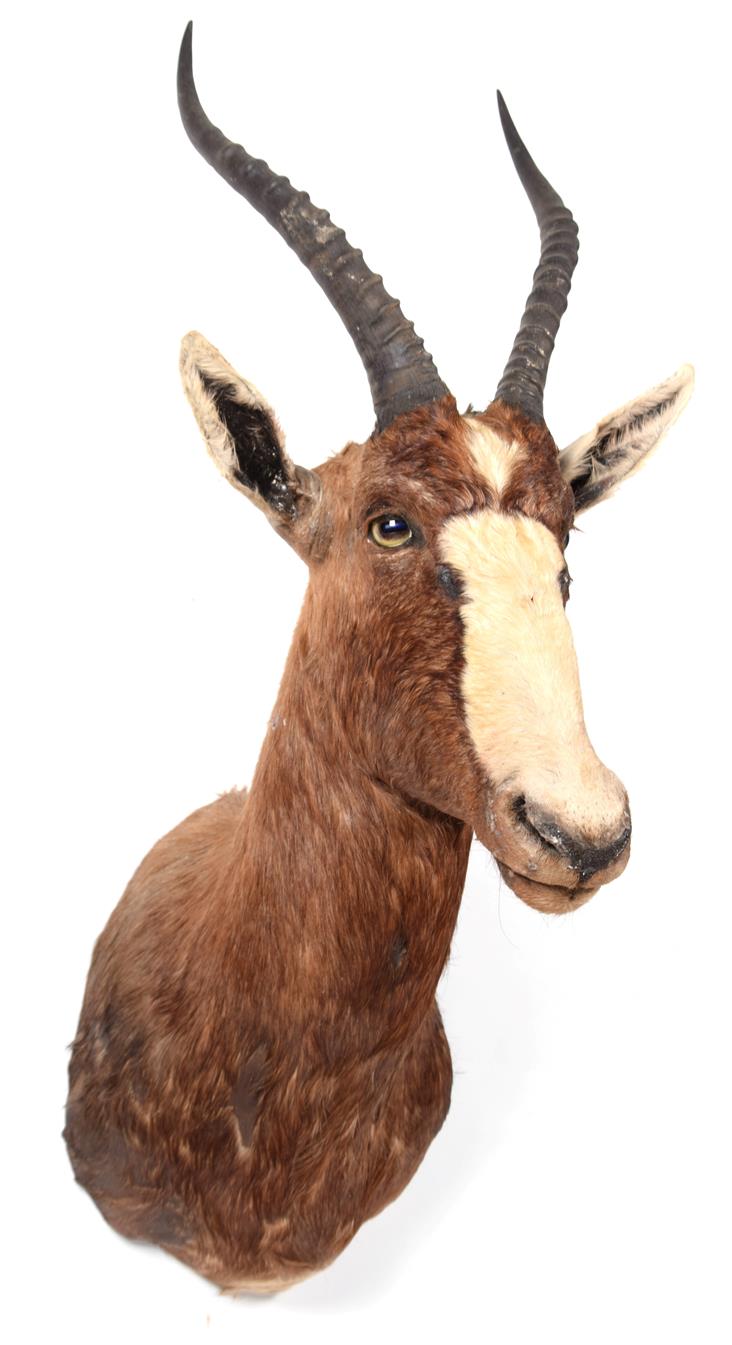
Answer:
xmin=501 ymin=859 xmax=580 ymax=894
xmin=496 ymin=859 xmax=600 ymax=915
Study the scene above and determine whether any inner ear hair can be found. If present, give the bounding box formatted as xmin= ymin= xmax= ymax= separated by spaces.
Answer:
xmin=180 ymin=329 xmax=300 ymax=514
xmin=560 ymin=364 xmax=694 ymax=512
xmin=199 ymin=373 xmax=296 ymax=517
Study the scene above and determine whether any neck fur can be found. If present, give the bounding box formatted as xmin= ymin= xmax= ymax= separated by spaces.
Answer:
xmin=226 ymin=613 xmax=471 ymax=1051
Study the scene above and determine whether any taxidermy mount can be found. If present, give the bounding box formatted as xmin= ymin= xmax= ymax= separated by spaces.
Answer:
xmin=64 ymin=21 xmax=693 ymax=1294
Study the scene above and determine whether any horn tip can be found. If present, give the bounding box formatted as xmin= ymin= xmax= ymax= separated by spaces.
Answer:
xmin=179 ymin=21 xmax=193 ymax=75
xmin=178 ymin=20 xmax=201 ymax=129
xmin=496 ymin=91 xmax=522 ymax=158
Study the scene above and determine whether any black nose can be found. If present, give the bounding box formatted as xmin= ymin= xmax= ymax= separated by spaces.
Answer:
xmin=514 ymin=796 xmax=631 ymax=884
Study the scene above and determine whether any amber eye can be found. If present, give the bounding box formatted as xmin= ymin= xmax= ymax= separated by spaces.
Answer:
xmin=369 ymin=515 xmax=413 ymax=549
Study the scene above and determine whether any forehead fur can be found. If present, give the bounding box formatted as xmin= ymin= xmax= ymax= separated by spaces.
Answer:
xmin=472 ymin=402 xmax=576 ymax=538
xmin=356 ymin=396 xmax=492 ymax=517
xmin=340 ymin=397 xmax=573 ymax=535
xmin=314 ymin=397 xmax=575 ymax=546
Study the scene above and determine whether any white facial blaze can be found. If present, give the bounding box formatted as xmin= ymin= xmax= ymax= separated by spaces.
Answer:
xmin=462 ymin=419 xmax=527 ymax=497
xmin=440 ymin=505 xmax=626 ymax=842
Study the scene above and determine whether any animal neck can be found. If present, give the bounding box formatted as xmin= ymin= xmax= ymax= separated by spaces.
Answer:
xmin=228 ymin=602 xmax=472 ymax=1049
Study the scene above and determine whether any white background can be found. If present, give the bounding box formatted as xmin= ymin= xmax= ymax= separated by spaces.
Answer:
xmin=3 ymin=1 xmax=730 ymax=1341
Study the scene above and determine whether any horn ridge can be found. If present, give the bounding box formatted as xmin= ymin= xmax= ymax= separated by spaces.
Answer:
xmin=177 ymin=23 xmax=449 ymax=432
xmin=494 ymin=91 xmax=579 ymax=424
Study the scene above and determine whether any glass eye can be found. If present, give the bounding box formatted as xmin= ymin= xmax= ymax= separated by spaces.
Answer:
xmin=369 ymin=515 xmax=413 ymax=549
xmin=559 ymin=566 xmax=572 ymax=601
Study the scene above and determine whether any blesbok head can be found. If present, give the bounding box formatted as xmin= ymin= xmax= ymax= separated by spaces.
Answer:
xmin=178 ymin=24 xmax=693 ymax=916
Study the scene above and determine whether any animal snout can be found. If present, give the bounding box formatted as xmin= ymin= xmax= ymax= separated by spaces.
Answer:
xmin=514 ymin=795 xmax=631 ymax=885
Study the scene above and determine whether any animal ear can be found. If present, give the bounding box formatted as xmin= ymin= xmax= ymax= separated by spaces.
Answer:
xmin=559 ymin=365 xmax=694 ymax=514
xmin=180 ymin=331 xmax=324 ymax=555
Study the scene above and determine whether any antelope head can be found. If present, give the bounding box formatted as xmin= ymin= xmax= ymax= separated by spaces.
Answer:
xmin=178 ymin=25 xmax=693 ymax=915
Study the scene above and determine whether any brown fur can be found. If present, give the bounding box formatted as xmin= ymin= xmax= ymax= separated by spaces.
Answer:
xmin=65 ymin=395 xmax=633 ymax=1289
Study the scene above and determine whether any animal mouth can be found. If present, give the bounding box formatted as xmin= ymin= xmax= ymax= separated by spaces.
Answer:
xmin=496 ymin=860 xmax=600 ymax=914
xmin=482 ymin=788 xmax=632 ymax=914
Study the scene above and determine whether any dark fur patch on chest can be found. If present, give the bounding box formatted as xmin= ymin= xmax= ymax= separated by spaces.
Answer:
xmin=390 ymin=932 xmax=408 ymax=975
xmin=232 ymin=1044 xmax=268 ymax=1148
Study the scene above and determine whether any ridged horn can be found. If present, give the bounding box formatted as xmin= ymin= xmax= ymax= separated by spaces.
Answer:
xmin=177 ymin=23 xmax=450 ymax=433
xmin=494 ymin=92 xmax=579 ymax=424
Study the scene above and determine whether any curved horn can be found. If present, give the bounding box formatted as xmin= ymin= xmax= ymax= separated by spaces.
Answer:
xmin=177 ymin=23 xmax=449 ymax=433
xmin=494 ymin=92 xmax=579 ymax=425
